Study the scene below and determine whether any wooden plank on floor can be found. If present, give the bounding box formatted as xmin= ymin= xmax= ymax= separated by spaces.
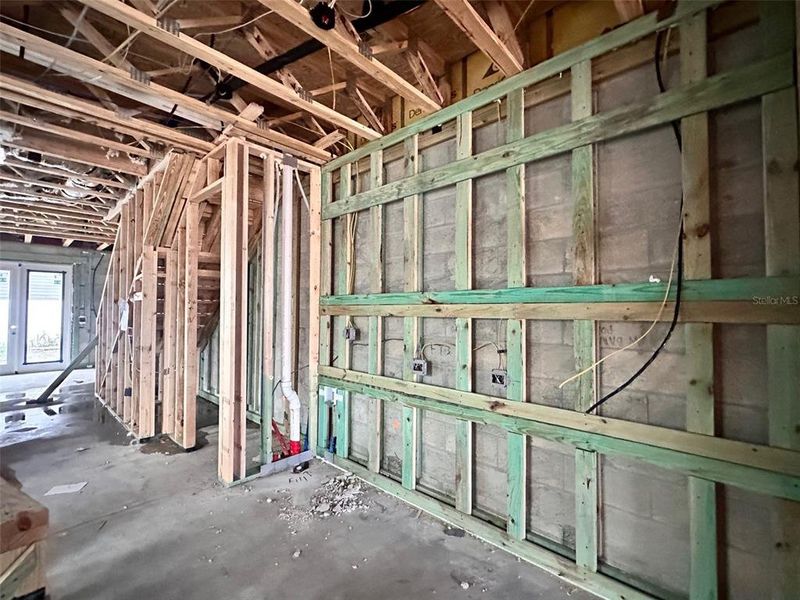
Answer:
xmin=454 ymin=110 xmax=473 ymax=514
xmin=505 ymin=86 xmax=527 ymax=540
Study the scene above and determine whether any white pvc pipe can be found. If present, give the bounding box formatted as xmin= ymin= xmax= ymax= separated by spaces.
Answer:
xmin=280 ymin=161 xmax=302 ymax=454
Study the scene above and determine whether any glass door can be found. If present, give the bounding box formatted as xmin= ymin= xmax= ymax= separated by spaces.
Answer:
xmin=0 ymin=261 xmax=72 ymax=375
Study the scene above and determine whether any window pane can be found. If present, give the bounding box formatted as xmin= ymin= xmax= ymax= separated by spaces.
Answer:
xmin=25 ymin=271 xmax=64 ymax=364
xmin=0 ymin=270 xmax=9 ymax=365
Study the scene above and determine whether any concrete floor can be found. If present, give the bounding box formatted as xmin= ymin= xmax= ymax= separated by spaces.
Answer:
xmin=1 ymin=372 xmax=596 ymax=600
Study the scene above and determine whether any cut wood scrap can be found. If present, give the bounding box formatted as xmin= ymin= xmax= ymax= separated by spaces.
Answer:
xmin=0 ymin=479 xmax=48 ymax=554
xmin=74 ymin=1 xmax=379 ymax=141
xmin=347 ymin=83 xmax=385 ymax=133
xmin=257 ymin=0 xmax=440 ymax=112
xmin=484 ymin=1 xmax=525 ymax=66
xmin=433 ymin=0 xmax=523 ymax=77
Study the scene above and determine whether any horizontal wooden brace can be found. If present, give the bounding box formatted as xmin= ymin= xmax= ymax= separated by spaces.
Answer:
xmin=320 ymin=300 xmax=796 ymax=324
xmin=323 ymin=0 xmax=719 ymax=171
xmin=318 ymin=368 xmax=800 ymax=501
xmin=324 ymin=52 xmax=792 ymax=219
xmin=322 ymin=276 xmax=798 ymax=306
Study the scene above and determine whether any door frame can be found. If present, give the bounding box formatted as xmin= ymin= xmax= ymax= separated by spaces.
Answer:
xmin=0 ymin=261 xmax=73 ymax=375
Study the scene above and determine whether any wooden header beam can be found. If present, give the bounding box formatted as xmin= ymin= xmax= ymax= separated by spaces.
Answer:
xmin=257 ymin=0 xmax=440 ymax=111
xmin=77 ymin=0 xmax=380 ymax=141
xmin=432 ymin=0 xmax=523 ymax=77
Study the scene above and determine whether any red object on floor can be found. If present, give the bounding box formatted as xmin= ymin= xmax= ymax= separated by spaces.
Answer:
xmin=289 ymin=440 xmax=301 ymax=456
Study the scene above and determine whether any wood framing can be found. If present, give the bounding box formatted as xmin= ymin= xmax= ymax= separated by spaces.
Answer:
xmin=257 ymin=0 xmax=440 ymax=112
xmin=76 ymin=0 xmax=380 ymax=141
xmin=310 ymin=3 xmax=800 ymax=598
xmin=432 ymin=0 xmax=523 ymax=77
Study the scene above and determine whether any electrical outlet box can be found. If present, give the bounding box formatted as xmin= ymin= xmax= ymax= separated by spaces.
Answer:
xmin=491 ymin=369 xmax=508 ymax=388
xmin=343 ymin=325 xmax=359 ymax=342
xmin=411 ymin=358 xmax=429 ymax=376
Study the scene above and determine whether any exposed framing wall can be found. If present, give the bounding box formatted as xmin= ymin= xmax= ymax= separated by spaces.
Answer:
xmin=313 ymin=2 xmax=799 ymax=598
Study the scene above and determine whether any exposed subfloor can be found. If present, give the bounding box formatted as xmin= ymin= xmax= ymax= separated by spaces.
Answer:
xmin=1 ymin=373 xmax=596 ymax=600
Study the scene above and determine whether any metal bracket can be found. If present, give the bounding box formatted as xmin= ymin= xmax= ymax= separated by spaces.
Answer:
xmin=156 ymin=17 xmax=180 ymax=35
xmin=129 ymin=67 xmax=151 ymax=86
xmin=358 ymin=41 xmax=373 ymax=59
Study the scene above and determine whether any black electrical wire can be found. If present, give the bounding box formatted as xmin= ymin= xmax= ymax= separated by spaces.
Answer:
xmin=585 ymin=29 xmax=685 ymax=415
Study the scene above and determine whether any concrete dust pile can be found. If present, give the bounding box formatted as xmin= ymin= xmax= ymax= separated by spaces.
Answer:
xmin=310 ymin=474 xmax=369 ymax=518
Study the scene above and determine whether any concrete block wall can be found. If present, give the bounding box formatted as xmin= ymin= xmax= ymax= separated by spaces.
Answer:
xmin=332 ymin=16 xmax=793 ymax=598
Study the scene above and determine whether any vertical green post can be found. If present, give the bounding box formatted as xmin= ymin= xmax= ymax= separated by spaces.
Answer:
xmin=570 ymin=57 xmax=599 ymax=572
xmin=402 ymin=135 xmax=422 ymax=490
xmin=455 ymin=111 xmax=474 ymax=514
xmin=335 ymin=163 xmax=353 ymax=459
xmin=761 ymin=2 xmax=800 ymax=597
xmin=679 ymin=11 xmax=719 ymax=599
xmin=368 ymin=150 xmax=384 ymax=473
xmin=317 ymin=170 xmax=333 ymax=453
xmin=506 ymin=87 xmax=527 ymax=540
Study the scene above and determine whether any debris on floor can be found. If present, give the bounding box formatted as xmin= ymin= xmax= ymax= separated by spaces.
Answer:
xmin=310 ymin=474 xmax=369 ymax=518
xmin=45 ymin=481 xmax=87 ymax=496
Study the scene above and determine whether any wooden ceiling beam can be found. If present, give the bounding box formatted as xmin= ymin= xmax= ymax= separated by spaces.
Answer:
xmin=0 ymin=210 xmax=117 ymax=233
xmin=347 ymin=83 xmax=384 ymax=133
xmin=0 ymin=75 xmax=212 ymax=154
xmin=60 ymin=6 xmax=136 ymax=71
xmin=0 ymin=198 xmax=114 ymax=219
xmin=378 ymin=21 xmax=446 ymax=77
xmin=484 ymin=1 xmax=525 ymax=67
xmin=614 ymin=0 xmax=646 ymax=23
xmin=0 ymin=24 xmax=331 ymax=161
xmin=432 ymin=0 xmax=523 ymax=77
xmin=0 ymin=173 xmax=121 ymax=200
xmin=76 ymin=0 xmax=379 ymax=141
xmin=0 ymin=158 xmax=131 ymax=190
xmin=0 ymin=226 xmax=115 ymax=244
xmin=1 ymin=130 xmax=148 ymax=176
xmin=256 ymin=0 xmax=440 ymax=112
xmin=0 ymin=110 xmax=156 ymax=159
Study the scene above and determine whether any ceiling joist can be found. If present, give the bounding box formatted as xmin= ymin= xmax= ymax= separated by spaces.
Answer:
xmin=75 ymin=0 xmax=380 ymax=141
xmin=433 ymin=0 xmax=523 ymax=77
xmin=256 ymin=0 xmax=440 ymax=111
xmin=0 ymin=23 xmax=331 ymax=162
